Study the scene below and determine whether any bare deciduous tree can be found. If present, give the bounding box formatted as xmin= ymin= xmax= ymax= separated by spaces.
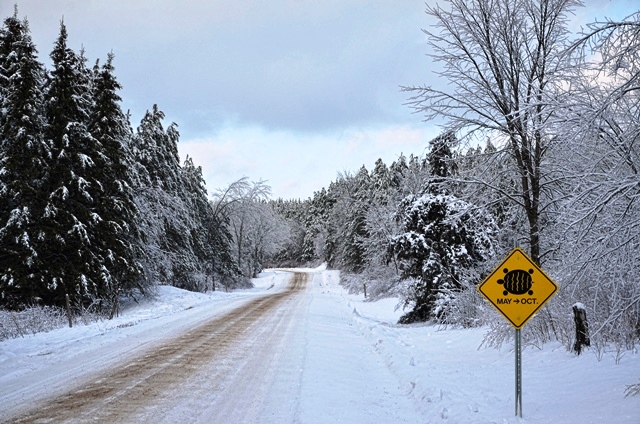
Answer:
xmin=403 ymin=0 xmax=581 ymax=264
xmin=213 ymin=178 xmax=288 ymax=278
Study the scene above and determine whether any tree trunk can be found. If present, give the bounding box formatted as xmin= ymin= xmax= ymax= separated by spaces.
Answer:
xmin=573 ymin=303 xmax=590 ymax=355
xmin=109 ymin=294 xmax=119 ymax=320
xmin=65 ymin=293 xmax=73 ymax=328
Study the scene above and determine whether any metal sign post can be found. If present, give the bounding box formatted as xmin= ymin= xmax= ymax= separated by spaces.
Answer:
xmin=477 ymin=248 xmax=558 ymax=418
xmin=515 ymin=328 xmax=522 ymax=418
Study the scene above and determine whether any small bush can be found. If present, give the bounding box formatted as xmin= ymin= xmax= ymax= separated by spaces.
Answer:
xmin=0 ymin=305 xmax=69 ymax=341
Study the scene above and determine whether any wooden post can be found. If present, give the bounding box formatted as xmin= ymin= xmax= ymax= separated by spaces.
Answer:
xmin=572 ymin=303 xmax=590 ymax=355
xmin=110 ymin=295 xmax=119 ymax=320
xmin=65 ymin=294 xmax=73 ymax=328
xmin=363 ymin=283 xmax=367 ymax=299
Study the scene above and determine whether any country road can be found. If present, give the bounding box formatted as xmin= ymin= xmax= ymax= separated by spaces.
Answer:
xmin=1 ymin=271 xmax=423 ymax=423
xmin=5 ymin=273 xmax=307 ymax=423
xmin=2 ymin=269 xmax=638 ymax=423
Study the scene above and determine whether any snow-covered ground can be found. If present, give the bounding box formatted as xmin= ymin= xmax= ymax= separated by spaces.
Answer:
xmin=0 ymin=267 xmax=638 ymax=423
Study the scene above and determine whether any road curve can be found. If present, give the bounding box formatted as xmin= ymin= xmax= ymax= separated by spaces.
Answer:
xmin=7 ymin=272 xmax=308 ymax=423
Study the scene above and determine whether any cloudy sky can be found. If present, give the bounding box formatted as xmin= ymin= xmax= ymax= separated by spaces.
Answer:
xmin=2 ymin=1 xmax=637 ymax=199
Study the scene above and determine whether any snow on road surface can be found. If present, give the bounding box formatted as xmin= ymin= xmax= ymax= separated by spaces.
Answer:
xmin=0 ymin=266 xmax=638 ymax=423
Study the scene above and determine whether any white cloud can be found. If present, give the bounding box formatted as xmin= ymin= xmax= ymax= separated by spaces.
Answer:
xmin=9 ymin=0 xmax=431 ymax=135
xmin=7 ymin=0 xmax=637 ymax=201
xmin=179 ymin=123 xmax=441 ymax=199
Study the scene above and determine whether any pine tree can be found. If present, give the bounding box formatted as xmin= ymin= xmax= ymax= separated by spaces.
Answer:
xmin=390 ymin=132 xmax=496 ymax=323
xmin=131 ymin=105 xmax=199 ymax=288
xmin=132 ymin=105 xmax=182 ymax=192
xmin=181 ymin=156 xmax=211 ymax=265
xmin=301 ymin=187 xmax=330 ymax=263
xmin=389 ymin=154 xmax=409 ymax=191
xmin=370 ymin=158 xmax=391 ymax=203
xmin=391 ymin=193 xmax=497 ymax=323
xmin=426 ymin=131 xmax=457 ymax=186
xmin=87 ymin=53 xmax=145 ymax=314
xmin=42 ymin=22 xmax=103 ymax=308
xmin=342 ymin=166 xmax=371 ymax=272
xmin=0 ymin=11 xmax=49 ymax=308
xmin=180 ymin=157 xmax=240 ymax=289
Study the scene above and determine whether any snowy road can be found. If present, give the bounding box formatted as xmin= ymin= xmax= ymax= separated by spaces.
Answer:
xmin=2 ymin=271 xmax=422 ymax=423
xmin=2 ymin=268 xmax=638 ymax=423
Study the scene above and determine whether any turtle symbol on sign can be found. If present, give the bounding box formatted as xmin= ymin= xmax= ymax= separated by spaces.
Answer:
xmin=498 ymin=268 xmax=534 ymax=296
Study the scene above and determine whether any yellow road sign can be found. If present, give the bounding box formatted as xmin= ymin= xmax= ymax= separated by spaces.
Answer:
xmin=478 ymin=248 xmax=558 ymax=329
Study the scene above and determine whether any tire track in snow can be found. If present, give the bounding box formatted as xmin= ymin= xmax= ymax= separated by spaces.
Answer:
xmin=7 ymin=272 xmax=308 ymax=423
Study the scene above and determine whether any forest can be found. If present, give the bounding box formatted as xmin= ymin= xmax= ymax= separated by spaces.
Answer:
xmin=0 ymin=0 xmax=639 ymax=359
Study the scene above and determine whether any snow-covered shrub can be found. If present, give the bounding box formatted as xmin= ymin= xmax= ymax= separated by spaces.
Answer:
xmin=214 ymin=274 xmax=252 ymax=292
xmin=0 ymin=305 xmax=68 ymax=340
xmin=340 ymin=266 xmax=406 ymax=302
xmin=480 ymin=304 xmax=573 ymax=350
xmin=546 ymin=228 xmax=640 ymax=356
xmin=437 ymin=267 xmax=493 ymax=328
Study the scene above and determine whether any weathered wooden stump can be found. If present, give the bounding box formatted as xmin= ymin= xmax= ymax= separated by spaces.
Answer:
xmin=572 ymin=302 xmax=590 ymax=355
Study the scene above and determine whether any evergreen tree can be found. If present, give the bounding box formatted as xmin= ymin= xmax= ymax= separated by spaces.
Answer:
xmin=131 ymin=105 xmax=212 ymax=289
xmin=179 ymin=156 xmax=234 ymax=291
xmin=389 ymin=154 xmax=409 ymax=191
xmin=323 ymin=176 xmax=351 ymax=268
xmin=390 ymin=133 xmax=496 ymax=323
xmin=181 ymin=156 xmax=211 ymax=263
xmin=131 ymin=105 xmax=183 ymax=285
xmin=132 ymin=105 xmax=183 ymax=192
xmin=301 ymin=187 xmax=331 ymax=263
xmin=426 ymin=131 xmax=457 ymax=186
xmin=364 ymin=157 xmax=404 ymax=271
xmin=390 ymin=193 xmax=497 ymax=323
xmin=342 ymin=166 xmax=371 ymax=272
xmin=0 ymin=11 xmax=49 ymax=308
xmin=87 ymin=53 xmax=145 ymax=313
xmin=370 ymin=158 xmax=391 ymax=203
xmin=42 ymin=21 xmax=103 ymax=308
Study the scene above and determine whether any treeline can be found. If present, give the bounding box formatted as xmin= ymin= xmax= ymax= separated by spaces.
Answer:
xmin=269 ymin=1 xmax=640 ymax=355
xmin=270 ymin=134 xmax=499 ymax=325
xmin=0 ymin=11 xmax=253 ymax=314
